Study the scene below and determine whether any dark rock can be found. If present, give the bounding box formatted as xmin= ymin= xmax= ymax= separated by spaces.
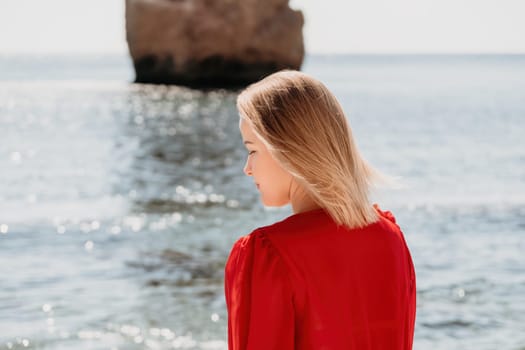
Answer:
xmin=125 ymin=0 xmax=304 ymax=88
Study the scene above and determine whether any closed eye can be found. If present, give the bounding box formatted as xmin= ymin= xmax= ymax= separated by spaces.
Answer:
xmin=248 ymin=150 xmax=256 ymax=155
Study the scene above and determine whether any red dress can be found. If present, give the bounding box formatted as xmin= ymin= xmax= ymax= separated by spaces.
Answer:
xmin=224 ymin=205 xmax=416 ymax=350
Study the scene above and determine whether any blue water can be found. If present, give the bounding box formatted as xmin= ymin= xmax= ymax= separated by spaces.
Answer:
xmin=1 ymin=54 xmax=524 ymax=349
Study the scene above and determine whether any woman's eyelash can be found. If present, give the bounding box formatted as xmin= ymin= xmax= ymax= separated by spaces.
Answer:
xmin=248 ymin=150 xmax=256 ymax=155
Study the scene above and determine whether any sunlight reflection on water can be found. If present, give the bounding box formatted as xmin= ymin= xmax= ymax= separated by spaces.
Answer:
xmin=1 ymin=55 xmax=525 ymax=349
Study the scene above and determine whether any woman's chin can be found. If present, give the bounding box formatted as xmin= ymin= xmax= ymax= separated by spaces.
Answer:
xmin=261 ymin=197 xmax=289 ymax=208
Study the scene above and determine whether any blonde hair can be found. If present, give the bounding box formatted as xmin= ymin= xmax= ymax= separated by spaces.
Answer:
xmin=237 ymin=70 xmax=382 ymax=228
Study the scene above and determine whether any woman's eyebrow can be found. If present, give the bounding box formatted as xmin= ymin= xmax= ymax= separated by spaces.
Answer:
xmin=243 ymin=141 xmax=254 ymax=145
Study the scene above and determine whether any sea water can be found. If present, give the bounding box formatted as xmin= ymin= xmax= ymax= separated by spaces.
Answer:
xmin=1 ymin=54 xmax=524 ymax=349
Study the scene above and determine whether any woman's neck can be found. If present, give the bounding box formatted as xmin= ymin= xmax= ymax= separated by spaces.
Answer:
xmin=291 ymin=194 xmax=322 ymax=214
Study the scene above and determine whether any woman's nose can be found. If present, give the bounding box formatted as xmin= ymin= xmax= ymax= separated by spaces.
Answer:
xmin=243 ymin=158 xmax=252 ymax=176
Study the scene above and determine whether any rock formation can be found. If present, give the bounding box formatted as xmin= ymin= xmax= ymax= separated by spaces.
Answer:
xmin=125 ymin=0 xmax=304 ymax=88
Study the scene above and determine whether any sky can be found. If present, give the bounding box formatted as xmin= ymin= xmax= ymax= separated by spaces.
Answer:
xmin=0 ymin=0 xmax=524 ymax=54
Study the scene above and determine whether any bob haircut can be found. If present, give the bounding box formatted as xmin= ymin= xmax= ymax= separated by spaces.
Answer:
xmin=237 ymin=70 xmax=382 ymax=228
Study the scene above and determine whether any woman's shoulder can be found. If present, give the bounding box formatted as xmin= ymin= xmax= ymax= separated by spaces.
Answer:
xmin=373 ymin=204 xmax=398 ymax=225
xmin=226 ymin=204 xmax=404 ymax=272
xmin=226 ymin=210 xmax=315 ymax=257
xmin=227 ymin=226 xmax=279 ymax=259
xmin=224 ymin=227 xmax=292 ymax=295
xmin=371 ymin=204 xmax=407 ymax=241
xmin=226 ymin=228 xmax=279 ymax=267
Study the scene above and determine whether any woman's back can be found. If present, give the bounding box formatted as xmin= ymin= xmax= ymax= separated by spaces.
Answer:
xmin=225 ymin=206 xmax=416 ymax=350
xmin=228 ymin=70 xmax=416 ymax=349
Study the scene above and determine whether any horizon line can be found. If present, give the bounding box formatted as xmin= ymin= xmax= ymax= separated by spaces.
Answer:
xmin=1 ymin=51 xmax=525 ymax=57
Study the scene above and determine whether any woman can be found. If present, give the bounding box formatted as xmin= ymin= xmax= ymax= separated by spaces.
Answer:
xmin=224 ymin=70 xmax=416 ymax=349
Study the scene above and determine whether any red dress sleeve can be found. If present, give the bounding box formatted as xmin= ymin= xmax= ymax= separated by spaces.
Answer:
xmin=225 ymin=229 xmax=295 ymax=350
